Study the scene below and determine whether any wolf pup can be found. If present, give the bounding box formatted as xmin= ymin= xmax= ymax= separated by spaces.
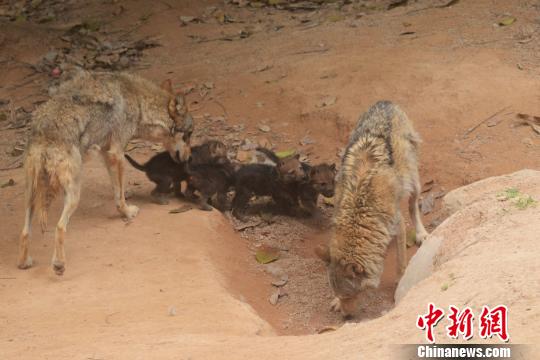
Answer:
xmin=17 ymin=70 xmax=193 ymax=275
xmin=297 ymin=162 xmax=336 ymax=215
xmin=186 ymin=159 xmax=236 ymax=211
xmin=315 ymin=101 xmax=429 ymax=317
xmin=125 ymin=151 xmax=188 ymax=204
xmin=231 ymin=150 xmax=307 ymax=220
xmin=255 ymin=147 xmax=306 ymax=184
xmin=124 ymin=140 xmax=226 ymax=203
xmin=257 ymin=147 xmax=336 ymax=215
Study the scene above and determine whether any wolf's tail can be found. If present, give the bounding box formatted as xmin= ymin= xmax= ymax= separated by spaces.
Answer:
xmin=255 ymin=147 xmax=280 ymax=164
xmin=24 ymin=146 xmax=66 ymax=233
xmin=124 ymin=154 xmax=146 ymax=172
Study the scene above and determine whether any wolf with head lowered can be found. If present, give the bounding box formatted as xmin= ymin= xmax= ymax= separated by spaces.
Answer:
xmin=316 ymin=101 xmax=429 ymax=317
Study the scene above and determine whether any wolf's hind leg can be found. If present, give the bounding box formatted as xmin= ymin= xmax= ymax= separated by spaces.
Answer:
xmin=409 ymin=178 xmax=428 ymax=245
xmin=395 ymin=215 xmax=407 ymax=276
xmin=18 ymin=185 xmax=35 ymax=269
xmin=52 ymin=177 xmax=81 ymax=276
xmin=103 ymin=148 xmax=139 ymax=219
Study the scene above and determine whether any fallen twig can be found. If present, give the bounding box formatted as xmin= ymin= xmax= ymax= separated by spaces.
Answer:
xmin=235 ymin=220 xmax=263 ymax=231
xmin=0 ymin=156 xmax=24 ymax=171
xmin=169 ymin=204 xmax=194 ymax=214
xmin=408 ymin=0 xmax=460 ymax=15
xmin=290 ymin=47 xmax=329 ymax=56
xmin=463 ymin=106 xmax=511 ymax=137
xmin=213 ymin=100 xmax=228 ymax=117
xmin=516 ymin=113 xmax=540 ymax=135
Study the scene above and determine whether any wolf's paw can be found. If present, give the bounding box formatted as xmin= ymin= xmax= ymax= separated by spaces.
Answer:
xmin=330 ymin=297 xmax=342 ymax=312
xmin=415 ymin=230 xmax=429 ymax=246
xmin=17 ymin=256 xmax=33 ymax=270
xmin=52 ymin=261 xmax=65 ymax=276
xmin=123 ymin=204 xmax=139 ymax=220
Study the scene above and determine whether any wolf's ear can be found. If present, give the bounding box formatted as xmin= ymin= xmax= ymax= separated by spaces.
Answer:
xmin=168 ymin=98 xmax=176 ymax=119
xmin=175 ymin=95 xmax=186 ymax=114
xmin=343 ymin=262 xmax=363 ymax=279
xmin=315 ymin=245 xmax=331 ymax=264
xmin=161 ymin=79 xmax=173 ymax=94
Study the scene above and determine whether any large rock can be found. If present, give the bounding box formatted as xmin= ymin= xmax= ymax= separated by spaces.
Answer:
xmin=395 ymin=169 xmax=540 ymax=303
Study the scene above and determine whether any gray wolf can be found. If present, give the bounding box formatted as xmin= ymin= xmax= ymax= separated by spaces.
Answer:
xmin=315 ymin=101 xmax=429 ymax=317
xmin=18 ymin=70 xmax=193 ymax=275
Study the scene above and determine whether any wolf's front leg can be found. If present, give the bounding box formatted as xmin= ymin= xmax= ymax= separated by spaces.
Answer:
xmin=103 ymin=148 xmax=139 ymax=220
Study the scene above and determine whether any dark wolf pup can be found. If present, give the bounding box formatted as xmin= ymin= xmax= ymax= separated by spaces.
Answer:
xmin=257 ymin=147 xmax=336 ymax=215
xmin=231 ymin=150 xmax=307 ymax=220
xmin=124 ymin=140 xmax=226 ymax=203
xmin=18 ymin=70 xmax=193 ymax=275
xmin=186 ymin=159 xmax=236 ymax=211
xmin=316 ymin=101 xmax=429 ymax=317
xmin=297 ymin=162 xmax=336 ymax=215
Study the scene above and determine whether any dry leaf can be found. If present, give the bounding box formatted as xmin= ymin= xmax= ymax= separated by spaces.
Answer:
xmin=255 ymin=245 xmax=280 ymax=264
xmin=499 ymin=17 xmax=516 ymax=26
xmin=169 ymin=204 xmax=194 ymax=214
xmin=275 ymin=149 xmax=296 ymax=158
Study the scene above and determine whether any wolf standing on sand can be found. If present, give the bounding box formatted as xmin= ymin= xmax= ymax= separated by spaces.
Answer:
xmin=316 ymin=101 xmax=429 ymax=317
xmin=18 ymin=70 xmax=193 ymax=275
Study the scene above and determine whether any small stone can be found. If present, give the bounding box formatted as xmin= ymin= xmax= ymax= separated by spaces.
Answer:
xmin=317 ymin=95 xmax=336 ymax=108
xmin=259 ymin=124 xmax=271 ymax=133
xmin=269 ymin=290 xmax=280 ymax=305
xmin=271 ymin=274 xmax=289 ymax=287
xmin=522 ymin=137 xmax=533 ymax=147
xmin=300 ymin=135 xmax=315 ymax=146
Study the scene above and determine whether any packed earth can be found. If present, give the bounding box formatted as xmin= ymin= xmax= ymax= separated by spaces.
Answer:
xmin=0 ymin=0 xmax=539 ymax=358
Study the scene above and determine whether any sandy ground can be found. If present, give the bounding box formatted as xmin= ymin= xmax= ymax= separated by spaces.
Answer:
xmin=1 ymin=0 xmax=540 ymax=358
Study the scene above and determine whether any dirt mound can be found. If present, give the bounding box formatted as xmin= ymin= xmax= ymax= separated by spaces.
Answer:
xmin=2 ymin=158 xmax=538 ymax=359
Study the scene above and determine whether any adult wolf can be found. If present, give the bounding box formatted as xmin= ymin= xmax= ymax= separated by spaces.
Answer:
xmin=316 ymin=101 xmax=429 ymax=317
xmin=18 ymin=70 xmax=193 ymax=275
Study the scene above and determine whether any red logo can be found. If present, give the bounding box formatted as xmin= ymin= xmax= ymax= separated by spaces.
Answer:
xmin=446 ymin=305 xmax=474 ymax=340
xmin=479 ymin=305 xmax=509 ymax=342
xmin=416 ymin=303 xmax=445 ymax=343
xmin=417 ymin=304 xmax=509 ymax=343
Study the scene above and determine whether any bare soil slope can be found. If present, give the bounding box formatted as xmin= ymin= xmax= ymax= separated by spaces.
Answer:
xmin=1 ymin=0 xmax=540 ymax=358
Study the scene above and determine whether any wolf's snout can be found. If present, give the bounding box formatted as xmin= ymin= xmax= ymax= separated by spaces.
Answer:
xmin=175 ymin=141 xmax=191 ymax=162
